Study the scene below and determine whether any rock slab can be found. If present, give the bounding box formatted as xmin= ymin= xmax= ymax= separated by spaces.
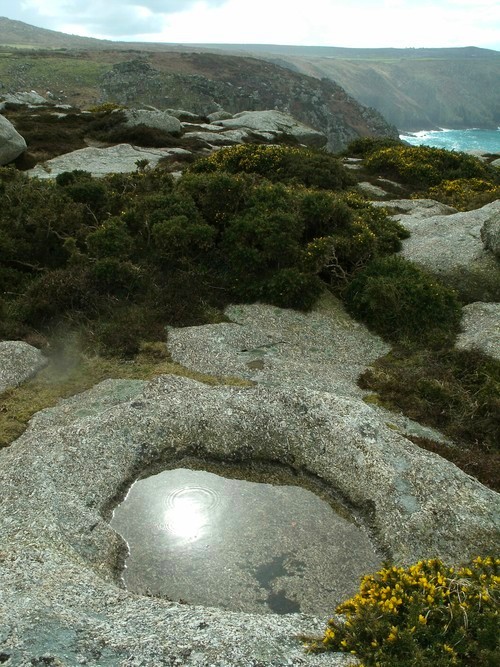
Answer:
xmin=0 ymin=341 xmax=47 ymax=394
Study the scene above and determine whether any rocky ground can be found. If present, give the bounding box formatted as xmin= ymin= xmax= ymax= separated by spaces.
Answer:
xmin=0 ymin=99 xmax=499 ymax=666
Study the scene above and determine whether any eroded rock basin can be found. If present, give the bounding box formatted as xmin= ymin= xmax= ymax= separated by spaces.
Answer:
xmin=111 ymin=466 xmax=381 ymax=615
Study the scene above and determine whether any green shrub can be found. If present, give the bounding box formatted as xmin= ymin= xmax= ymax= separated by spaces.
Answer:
xmin=263 ymin=268 xmax=322 ymax=309
xmin=427 ymin=178 xmax=500 ymax=211
xmin=365 ymin=146 xmax=488 ymax=187
xmin=189 ymin=144 xmax=354 ymax=190
xmin=88 ymin=259 xmax=144 ymax=297
xmin=311 ymin=557 xmax=500 ymax=667
xmin=20 ymin=268 xmax=96 ymax=326
xmin=91 ymin=305 xmax=165 ymax=357
xmin=177 ymin=171 xmax=254 ymax=228
xmin=344 ymin=136 xmax=402 ymax=157
xmin=345 ymin=256 xmax=462 ymax=347
xmin=152 ymin=215 xmax=216 ymax=263
xmin=86 ymin=217 xmax=133 ymax=259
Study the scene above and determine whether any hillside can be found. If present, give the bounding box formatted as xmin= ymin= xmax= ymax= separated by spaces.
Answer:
xmin=0 ymin=33 xmax=398 ymax=151
xmin=195 ymin=43 xmax=500 ymax=131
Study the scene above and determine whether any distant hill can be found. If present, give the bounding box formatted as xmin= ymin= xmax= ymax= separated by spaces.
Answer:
xmin=0 ymin=19 xmax=397 ymax=152
xmin=1 ymin=17 xmax=499 ymax=131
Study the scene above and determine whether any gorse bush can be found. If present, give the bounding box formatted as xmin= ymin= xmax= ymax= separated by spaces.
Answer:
xmin=427 ymin=178 xmax=500 ymax=211
xmin=189 ymin=143 xmax=355 ymax=190
xmin=310 ymin=557 xmax=500 ymax=667
xmin=365 ymin=145 xmax=489 ymax=187
xmin=344 ymin=256 xmax=462 ymax=348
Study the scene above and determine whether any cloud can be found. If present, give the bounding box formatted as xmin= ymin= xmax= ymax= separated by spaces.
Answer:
xmin=10 ymin=1 xmax=229 ymax=38
xmin=2 ymin=0 xmax=500 ymax=48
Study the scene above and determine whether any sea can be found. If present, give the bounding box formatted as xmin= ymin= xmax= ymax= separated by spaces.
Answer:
xmin=399 ymin=128 xmax=500 ymax=154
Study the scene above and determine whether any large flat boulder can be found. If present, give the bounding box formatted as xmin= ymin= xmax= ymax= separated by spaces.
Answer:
xmin=122 ymin=108 xmax=182 ymax=135
xmin=0 ymin=371 xmax=498 ymax=665
xmin=212 ymin=110 xmax=327 ymax=147
xmin=28 ymin=143 xmax=191 ymax=178
xmin=398 ymin=199 xmax=500 ymax=275
xmin=0 ymin=114 xmax=27 ymax=165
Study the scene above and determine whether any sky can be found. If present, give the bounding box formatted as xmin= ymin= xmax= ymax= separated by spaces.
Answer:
xmin=3 ymin=0 xmax=500 ymax=50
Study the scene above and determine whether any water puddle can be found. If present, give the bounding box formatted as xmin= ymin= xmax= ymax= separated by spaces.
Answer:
xmin=111 ymin=466 xmax=381 ymax=615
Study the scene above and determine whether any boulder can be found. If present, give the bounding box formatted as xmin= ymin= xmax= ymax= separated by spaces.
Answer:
xmin=122 ymin=108 xmax=182 ymax=135
xmin=207 ymin=110 xmax=233 ymax=122
xmin=398 ymin=199 xmax=500 ymax=275
xmin=0 ymin=90 xmax=48 ymax=106
xmin=28 ymin=143 xmax=191 ymax=178
xmin=0 ymin=114 xmax=27 ymax=165
xmin=212 ymin=110 xmax=327 ymax=147
xmin=357 ymin=181 xmax=389 ymax=198
xmin=456 ymin=302 xmax=500 ymax=360
xmin=0 ymin=341 xmax=47 ymax=394
xmin=480 ymin=211 xmax=500 ymax=259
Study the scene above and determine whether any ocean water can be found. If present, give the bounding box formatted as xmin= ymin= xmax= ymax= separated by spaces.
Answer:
xmin=399 ymin=128 xmax=500 ymax=154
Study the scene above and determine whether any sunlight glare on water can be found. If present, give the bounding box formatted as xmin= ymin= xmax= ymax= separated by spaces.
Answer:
xmin=111 ymin=467 xmax=382 ymax=616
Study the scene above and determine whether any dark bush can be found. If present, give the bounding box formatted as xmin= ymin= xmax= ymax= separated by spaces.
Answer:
xmin=263 ymin=268 xmax=323 ymax=310
xmin=345 ymin=256 xmax=462 ymax=347
xmin=86 ymin=218 xmax=133 ymax=259
xmin=344 ymin=136 xmax=402 ymax=157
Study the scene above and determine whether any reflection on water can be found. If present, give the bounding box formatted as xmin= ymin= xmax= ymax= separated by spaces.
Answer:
xmin=111 ymin=468 xmax=381 ymax=615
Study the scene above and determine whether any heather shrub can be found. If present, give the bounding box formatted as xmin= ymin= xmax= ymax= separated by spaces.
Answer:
xmin=310 ymin=557 xmax=500 ymax=667
xmin=263 ymin=268 xmax=322 ymax=309
xmin=345 ymin=256 xmax=462 ymax=347
xmin=86 ymin=217 xmax=133 ymax=259
xmin=360 ymin=347 xmax=500 ymax=456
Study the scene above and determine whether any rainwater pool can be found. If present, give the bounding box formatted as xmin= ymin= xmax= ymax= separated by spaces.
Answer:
xmin=111 ymin=465 xmax=381 ymax=616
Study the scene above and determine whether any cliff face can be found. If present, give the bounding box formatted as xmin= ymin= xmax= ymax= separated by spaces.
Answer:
xmin=98 ymin=53 xmax=398 ymax=151
xmin=253 ymin=48 xmax=500 ymax=131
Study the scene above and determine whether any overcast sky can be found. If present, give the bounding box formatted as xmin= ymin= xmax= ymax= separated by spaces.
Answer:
xmin=3 ymin=0 xmax=500 ymax=50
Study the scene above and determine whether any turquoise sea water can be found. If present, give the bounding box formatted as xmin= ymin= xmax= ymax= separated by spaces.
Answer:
xmin=399 ymin=128 xmax=500 ymax=153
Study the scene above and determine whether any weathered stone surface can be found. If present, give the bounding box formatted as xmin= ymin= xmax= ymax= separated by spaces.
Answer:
xmin=207 ymin=110 xmax=233 ymax=122
xmin=27 ymin=143 xmax=190 ymax=178
xmin=213 ymin=110 xmax=327 ymax=147
xmin=371 ymin=198 xmax=457 ymax=220
xmin=0 ymin=341 xmax=47 ymax=394
xmin=1 ymin=90 xmax=48 ymax=106
xmin=1 ymin=371 xmax=498 ymax=664
xmin=456 ymin=302 xmax=500 ymax=360
xmin=0 ymin=113 xmax=27 ymax=165
xmin=357 ymin=181 xmax=388 ymax=198
xmin=122 ymin=108 xmax=182 ymax=135
xmin=398 ymin=199 xmax=500 ymax=274
xmin=481 ymin=211 xmax=500 ymax=258
xmin=168 ymin=293 xmax=389 ymax=399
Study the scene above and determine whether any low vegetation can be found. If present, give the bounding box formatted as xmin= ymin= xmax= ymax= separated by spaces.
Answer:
xmin=0 ymin=146 xmax=407 ymax=355
xmin=308 ymin=556 xmax=500 ymax=666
